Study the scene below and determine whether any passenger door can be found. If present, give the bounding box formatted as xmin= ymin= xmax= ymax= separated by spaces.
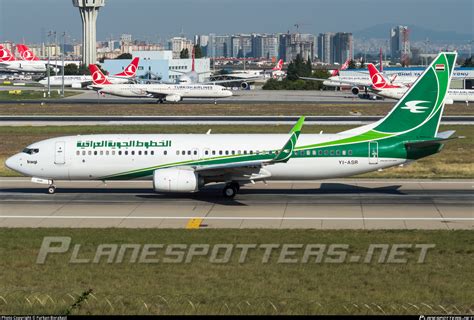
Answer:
xmin=54 ymin=141 xmax=66 ymax=164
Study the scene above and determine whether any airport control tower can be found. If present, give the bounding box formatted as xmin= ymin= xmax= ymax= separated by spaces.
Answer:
xmin=72 ymin=0 xmax=106 ymax=66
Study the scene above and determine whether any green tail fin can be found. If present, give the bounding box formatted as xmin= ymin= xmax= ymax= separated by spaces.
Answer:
xmin=373 ymin=52 xmax=457 ymax=138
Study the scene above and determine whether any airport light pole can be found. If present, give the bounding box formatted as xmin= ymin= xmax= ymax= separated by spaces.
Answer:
xmin=46 ymin=31 xmax=54 ymax=98
xmin=61 ymin=32 xmax=66 ymax=98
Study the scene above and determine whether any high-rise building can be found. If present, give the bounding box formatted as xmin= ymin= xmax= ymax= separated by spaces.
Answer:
xmin=390 ymin=25 xmax=410 ymax=62
xmin=167 ymin=37 xmax=193 ymax=58
xmin=279 ymin=33 xmax=315 ymax=62
xmin=72 ymin=0 xmax=106 ymax=65
xmin=252 ymin=34 xmax=279 ymax=60
xmin=317 ymin=32 xmax=334 ymax=64
xmin=332 ymin=32 xmax=353 ymax=64
xmin=208 ymin=34 xmax=231 ymax=58
xmin=231 ymin=34 xmax=252 ymax=58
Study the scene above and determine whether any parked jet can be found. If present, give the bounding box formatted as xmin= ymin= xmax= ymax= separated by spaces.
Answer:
xmin=38 ymin=57 xmax=139 ymax=87
xmin=367 ymin=63 xmax=474 ymax=104
xmin=88 ymin=64 xmax=233 ymax=103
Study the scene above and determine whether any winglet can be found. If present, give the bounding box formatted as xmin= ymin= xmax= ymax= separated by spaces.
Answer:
xmin=271 ymin=116 xmax=305 ymax=163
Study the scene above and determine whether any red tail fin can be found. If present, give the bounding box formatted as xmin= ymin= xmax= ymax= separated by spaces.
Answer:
xmin=367 ymin=63 xmax=389 ymax=89
xmin=331 ymin=59 xmax=350 ymax=76
xmin=0 ymin=45 xmax=16 ymax=62
xmin=114 ymin=57 xmax=139 ymax=77
xmin=16 ymin=44 xmax=40 ymax=61
xmin=272 ymin=59 xmax=283 ymax=71
xmin=89 ymin=64 xmax=112 ymax=85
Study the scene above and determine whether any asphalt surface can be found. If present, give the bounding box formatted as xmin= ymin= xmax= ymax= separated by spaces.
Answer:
xmin=0 ymin=88 xmax=395 ymax=104
xmin=1 ymin=115 xmax=472 ymax=126
xmin=0 ymin=178 xmax=472 ymax=229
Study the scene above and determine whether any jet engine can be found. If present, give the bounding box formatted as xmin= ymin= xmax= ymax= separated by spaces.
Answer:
xmin=351 ymin=86 xmax=360 ymax=95
xmin=240 ymin=82 xmax=249 ymax=90
xmin=165 ymin=94 xmax=182 ymax=102
xmin=153 ymin=168 xmax=201 ymax=193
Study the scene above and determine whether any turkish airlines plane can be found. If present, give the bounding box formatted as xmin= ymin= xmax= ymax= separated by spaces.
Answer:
xmin=0 ymin=45 xmax=47 ymax=72
xmin=6 ymin=52 xmax=459 ymax=197
xmin=38 ymin=57 xmax=139 ymax=87
xmin=88 ymin=64 xmax=233 ymax=103
xmin=367 ymin=63 xmax=474 ymax=103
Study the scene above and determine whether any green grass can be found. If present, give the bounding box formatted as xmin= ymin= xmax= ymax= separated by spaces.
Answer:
xmin=0 ymin=229 xmax=472 ymax=315
xmin=0 ymin=90 xmax=80 ymax=100
xmin=0 ymin=102 xmax=472 ymax=115
xmin=0 ymin=124 xmax=472 ymax=178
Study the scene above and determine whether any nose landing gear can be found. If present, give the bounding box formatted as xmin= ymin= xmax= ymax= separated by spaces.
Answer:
xmin=47 ymin=183 xmax=56 ymax=194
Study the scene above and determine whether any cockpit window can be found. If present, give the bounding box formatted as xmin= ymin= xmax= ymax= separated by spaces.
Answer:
xmin=23 ymin=148 xmax=39 ymax=155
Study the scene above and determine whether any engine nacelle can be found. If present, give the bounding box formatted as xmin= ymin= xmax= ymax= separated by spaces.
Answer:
xmin=351 ymin=86 xmax=360 ymax=95
xmin=153 ymin=168 xmax=200 ymax=193
xmin=165 ymin=94 xmax=182 ymax=102
xmin=240 ymin=82 xmax=249 ymax=90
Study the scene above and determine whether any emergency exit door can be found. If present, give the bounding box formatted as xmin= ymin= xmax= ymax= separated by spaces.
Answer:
xmin=368 ymin=141 xmax=378 ymax=164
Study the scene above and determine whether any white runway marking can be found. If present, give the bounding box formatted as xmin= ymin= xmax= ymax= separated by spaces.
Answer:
xmin=0 ymin=215 xmax=472 ymax=221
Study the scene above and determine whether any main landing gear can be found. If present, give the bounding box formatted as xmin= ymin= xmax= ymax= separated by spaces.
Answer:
xmin=223 ymin=182 xmax=240 ymax=198
xmin=157 ymin=98 xmax=164 ymax=104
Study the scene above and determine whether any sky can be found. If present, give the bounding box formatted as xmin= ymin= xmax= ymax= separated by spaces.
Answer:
xmin=0 ymin=0 xmax=472 ymax=44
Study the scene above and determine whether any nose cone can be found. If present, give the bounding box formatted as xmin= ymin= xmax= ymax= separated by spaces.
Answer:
xmin=5 ymin=154 xmax=19 ymax=172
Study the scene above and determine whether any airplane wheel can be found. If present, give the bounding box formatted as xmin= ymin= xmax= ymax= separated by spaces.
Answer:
xmin=47 ymin=186 xmax=56 ymax=194
xmin=223 ymin=183 xmax=237 ymax=198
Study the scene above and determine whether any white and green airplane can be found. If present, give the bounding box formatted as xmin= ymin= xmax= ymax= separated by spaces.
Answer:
xmin=6 ymin=52 xmax=458 ymax=198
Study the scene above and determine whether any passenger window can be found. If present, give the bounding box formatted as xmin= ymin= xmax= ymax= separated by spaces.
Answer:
xmin=143 ymin=151 xmax=147 ymax=155
xmin=182 ymin=151 xmax=186 ymax=155
xmin=212 ymin=150 xmax=216 ymax=155
xmin=318 ymin=150 xmax=322 ymax=156
xmin=138 ymin=151 xmax=142 ymax=155
xmin=324 ymin=150 xmax=328 ymax=155
xmin=111 ymin=151 xmax=115 ymax=155
xmin=100 ymin=150 xmax=103 ymax=155
xmin=131 ymin=151 xmax=135 ymax=155
xmin=348 ymin=150 xmax=353 ymax=155
xmin=125 ymin=151 xmax=128 ymax=155
xmin=76 ymin=150 xmax=80 ymax=156
xmin=306 ymin=150 xmax=311 ymax=156
xmin=312 ymin=150 xmax=316 ymax=155
xmin=194 ymin=150 xmax=197 ymax=155
xmin=88 ymin=151 xmax=92 ymax=155
xmin=82 ymin=150 xmax=86 ymax=156
xmin=219 ymin=151 xmax=223 ymax=155
xmin=187 ymin=150 xmax=191 ymax=155
xmin=225 ymin=150 xmax=229 ymax=155
xmin=176 ymin=150 xmax=180 ymax=155
xmin=205 ymin=150 xmax=209 ymax=155
xmin=118 ymin=151 xmax=122 ymax=155
xmin=231 ymin=150 xmax=235 ymax=155
xmin=330 ymin=150 xmax=334 ymax=155
xmin=106 ymin=151 xmax=109 ymax=155
xmin=336 ymin=150 xmax=340 ymax=155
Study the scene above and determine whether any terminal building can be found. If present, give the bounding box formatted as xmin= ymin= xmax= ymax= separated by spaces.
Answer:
xmin=102 ymin=50 xmax=211 ymax=83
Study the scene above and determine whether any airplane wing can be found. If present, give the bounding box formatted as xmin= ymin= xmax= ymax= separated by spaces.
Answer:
xmin=181 ymin=116 xmax=305 ymax=180
xmin=201 ymin=76 xmax=264 ymax=85
xmin=299 ymin=76 xmax=366 ymax=87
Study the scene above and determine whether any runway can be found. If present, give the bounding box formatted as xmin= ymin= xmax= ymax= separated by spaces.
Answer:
xmin=1 ymin=115 xmax=472 ymax=126
xmin=0 ymin=178 xmax=472 ymax=229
